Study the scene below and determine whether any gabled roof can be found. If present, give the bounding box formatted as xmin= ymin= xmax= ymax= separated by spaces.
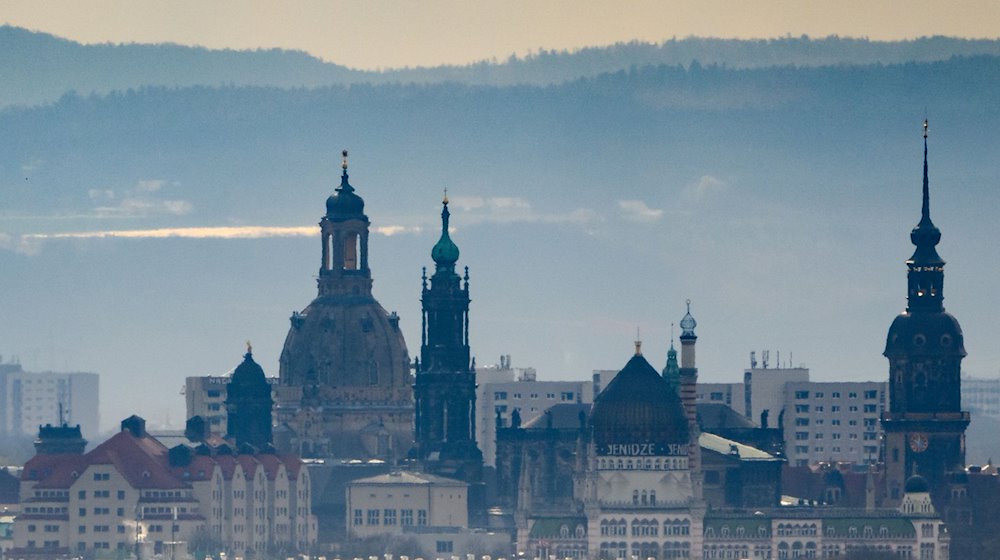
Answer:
xmin=350 ymin=471 xmax=467 ymax=487
xmin=31 ymin=429 xmax=187 ymax=490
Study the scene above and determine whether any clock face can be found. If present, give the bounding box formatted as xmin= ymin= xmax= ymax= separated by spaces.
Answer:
xmin=909 ymin=433 xmax=929 ymax=453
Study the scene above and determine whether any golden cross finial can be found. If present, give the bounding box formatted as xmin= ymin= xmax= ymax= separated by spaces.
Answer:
xmin=443 ymin=187 xmax=449 ymax=205
xmin=341 ymin=149 xmax=349 ymax=170
xmin=246 ymin=340 xmax=252 ymax=354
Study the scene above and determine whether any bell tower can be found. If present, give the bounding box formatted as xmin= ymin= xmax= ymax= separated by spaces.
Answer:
xmin=882 ymin=121 xmax=969 ymax=505
xmin=414 ymin=193 xmax=483 ymax=480
xmin=318 ymin=150 xmax=372 ymax=299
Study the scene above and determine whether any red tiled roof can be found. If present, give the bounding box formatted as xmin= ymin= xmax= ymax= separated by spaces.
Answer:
xmin=281 ymin=456 xmax=303 ymax=479
xmin=255 ymin=454 xmax=284 ymax=480
xmin=31 ymin=430 xmax=188 ymax=490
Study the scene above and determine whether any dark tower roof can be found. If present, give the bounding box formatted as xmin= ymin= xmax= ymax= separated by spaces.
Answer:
xmin=885 ymin=121 xmax=966 ymax=359
xmin=431 ymin=194 xmax=460 ymax=271
xmin=229 ymin=347 xmax=270 ymax=395
xmin=590 ymin=349 xmax=690 ymax=447
xmin=326 ymin=150 xmax=366 ymax=220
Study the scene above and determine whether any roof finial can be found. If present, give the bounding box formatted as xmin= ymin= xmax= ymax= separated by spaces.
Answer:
xmin=634 ymin=327 xmax=642 ymax=355
xmin=341 ymin=149 xmax=349 ymax=171
xmin=443 ymin=188 xmax=449 ymax=205
xmin=922 ymin=120 xmax=930 ymax=222
xmin=245 ymin=340 xmax=252 ymax=356
xmin=670 ymin=322 xmax=675 ymax=346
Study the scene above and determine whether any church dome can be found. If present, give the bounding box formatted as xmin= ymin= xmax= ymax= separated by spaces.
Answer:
xmin=904 ymin=474 xmax=930 ymax=493
xmin=326 ymin=151 xmax=366 ymax=220
xmin=229 ymin=349 xmax=270 ymax=397
xmin=884 ymin=310 xmax=966 ymax=358
xmin=590 ymin=352 xmax=690 ymax=448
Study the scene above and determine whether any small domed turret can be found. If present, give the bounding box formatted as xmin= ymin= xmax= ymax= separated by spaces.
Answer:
xmin=326 ymin=150 xmax=366 ymax=220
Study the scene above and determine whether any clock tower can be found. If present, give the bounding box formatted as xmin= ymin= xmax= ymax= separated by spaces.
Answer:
xmin=881 ymin=122 xmax=970 ymax=506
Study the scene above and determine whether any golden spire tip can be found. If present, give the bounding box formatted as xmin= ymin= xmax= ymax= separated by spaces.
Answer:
xmin=246 ymin=340 xmax=252 ymax=354
xmin=443 ymin=187 xmax=449 ymax=205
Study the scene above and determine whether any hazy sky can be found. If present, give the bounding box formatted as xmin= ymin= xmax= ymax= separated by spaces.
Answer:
xmin=4 ymin=0 xmax=1000 ymax=69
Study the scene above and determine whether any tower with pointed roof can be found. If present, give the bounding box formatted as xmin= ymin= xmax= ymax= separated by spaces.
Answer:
xmin=678 ymin=301 xmax=702 ymax=498
xmin=278 ymin=151 xmax=412 ymax=460
xmin=882 ymin=122 xmax=969 ymax=506
xmin=414 ymin=194 xmax=483 ymax=482
xmin=225 ymin=345 xmax=274 ymax=450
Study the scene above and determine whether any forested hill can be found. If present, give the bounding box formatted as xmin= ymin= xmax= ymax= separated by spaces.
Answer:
xmin=5 ymin=24 xmax=1000 ymax=108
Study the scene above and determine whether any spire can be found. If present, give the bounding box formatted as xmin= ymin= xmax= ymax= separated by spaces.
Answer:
xmin=634 ymin=327 xmax=642 ymax=356
xmin=905 ymin=120 xmax=946 ymax=312
xmin=663 ymin=323 xmax=680 ymax=390
xmin=908 ymin=121 xmax=943 ymax=265
xmin=339 ymin=149 xmax=354 ymax=193
xmin=431 ymin=192 xmax=460 ymax=271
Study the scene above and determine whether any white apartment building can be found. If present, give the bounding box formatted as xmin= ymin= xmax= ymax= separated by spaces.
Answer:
xmin=0 ymin=362 xmax=99 ymax=440
xmin=784 ymin=381 xmax=888 ymax=466
xmin=961 ymin=375 xmax=1000 ymax=420
xmin=346 ymin=471 xmax=468 ymax=538
xmin=184 ymin=374 xmax=279 ymax=435
xmin=476 ymin=358 xmax=592 ymax=467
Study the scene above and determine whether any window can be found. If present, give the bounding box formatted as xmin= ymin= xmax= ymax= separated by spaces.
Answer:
xmin=795 ymin=445 xmax=809 ymax=454
xmin=384 ymin=509 xmax=396 ymax=526
xmin=78 ymin=491 xmax=86 ymax=499
xmin=814 ymin=433 xmax=823 ymax=439
xmin=815 ymin=392 xmax=824 ymax=398
xmin=849 ymin=406 xmax=859 ymax=412
xmin=831 ymin=405 xmax=841 ymax=412
xmin=795 ymin=405 xmax=809 ymax=413
xmin=79 ymin=526 xmax=86 ymax=534
xmin=795 ymin=391 xmax=809 ymax=399
xmin=401 ymin=509 xmax=413 ymax=526
xmin=546 ymin=393 xmax=555 ymax=399
xmin=795 ymin=418 xmax=809 ymax=426
xmin=710 ymin=392 xmax=724 ymax=401
xmin=832 ymin=419 xmax=841 ymax=426
xmin=117 ymin=491 xmax=125 ymax=499
xmin=849 ymin=420 xmax=858 ymax=426
xmin=561 ymin=391 xmax=575 ymax=401
xmin=832 ymin=433 xmax=842 ymax=440
xmin=494 ymin=391 xmax=508 ymax=400
xmin=117 ymin=508 xmax=124 ymax=516
xmin=367 ymin=509 xmax=379 ymax=525
xmin=437 ymin=541 xmax=454 ymax=553
xmin=530 ymin=393 xmax=538 ymax=399
xmin=864 ymin=418 xmax=877 ymax=427
xmin=864 ymin=432 xmax=877 ymax=441
xmin=353 ymin=509 xmax=362 ymax=526
xmin=864 ymin=404 xmax=877 ymax=413
xmin=849 ymin=392 xmax=858 ymax=399
xmin=815 ymin=406 xmax=824 ymax=412
xmin=79 ymin=508 xmax=86 ymax=516
xmin=832 ymin=392 xmax=841 ymax=398
xmin=418 ymin=510 xmax=427 ymax=526
xmin=864 ymin=390 xmax=878 ymax=399
xmin=795 ymin=432 xmax=809 ymax=441
xmin=815 ymin=419 xmax=824 ymax=425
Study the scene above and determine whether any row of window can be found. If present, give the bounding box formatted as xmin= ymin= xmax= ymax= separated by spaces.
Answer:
xmin=794 ymin=432 xmax=877 ymax=441
xmin=597 ymin=457 xmax=687 ymax=471
xmin=353 ymin=508 xmax=427 ymax=526
xmin=494 ymin=391 xmax=576 ymax=401
xmin=794 ymin=390 xmax=881 ymax=400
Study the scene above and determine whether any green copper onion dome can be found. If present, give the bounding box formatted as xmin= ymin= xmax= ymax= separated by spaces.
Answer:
xmin=431 ymin=194 xmax=460 ymax=269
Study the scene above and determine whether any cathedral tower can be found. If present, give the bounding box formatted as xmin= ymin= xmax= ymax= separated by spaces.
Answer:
xmin=278 ymin=152 xmax=412 ymax=459
xmin=413 ymin=194 xmax=483 ymax=481
xmin=882 ymin=122 xmax=969 ymax=505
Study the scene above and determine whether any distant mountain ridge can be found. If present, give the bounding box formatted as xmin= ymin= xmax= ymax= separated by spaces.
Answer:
xmin=4 ymin=25 xmax=1000 ymax=109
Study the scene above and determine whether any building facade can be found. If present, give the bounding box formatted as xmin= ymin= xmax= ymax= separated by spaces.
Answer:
xmin=0 ymin=363 xmax=99 ymax=440
xmin=783 ymin=381 xmax=888 ymax=467
xmin=184 ymin=374 xmax=279 ymax=436
xmin=11 ymin=415 xmax=316 ymax=558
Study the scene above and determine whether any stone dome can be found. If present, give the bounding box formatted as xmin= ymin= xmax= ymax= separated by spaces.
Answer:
xmin=280 ymin=297 xmax=410 ymax=401
xmin=590 ymin=353 xmax=690 ymax=448
xmin=884 ymin=310 xmax=966 ymax=358
xmin=326 ymin=171 xmax=365 ymax=220
xmin=904 ymin=474 xmax=930 ymax=493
